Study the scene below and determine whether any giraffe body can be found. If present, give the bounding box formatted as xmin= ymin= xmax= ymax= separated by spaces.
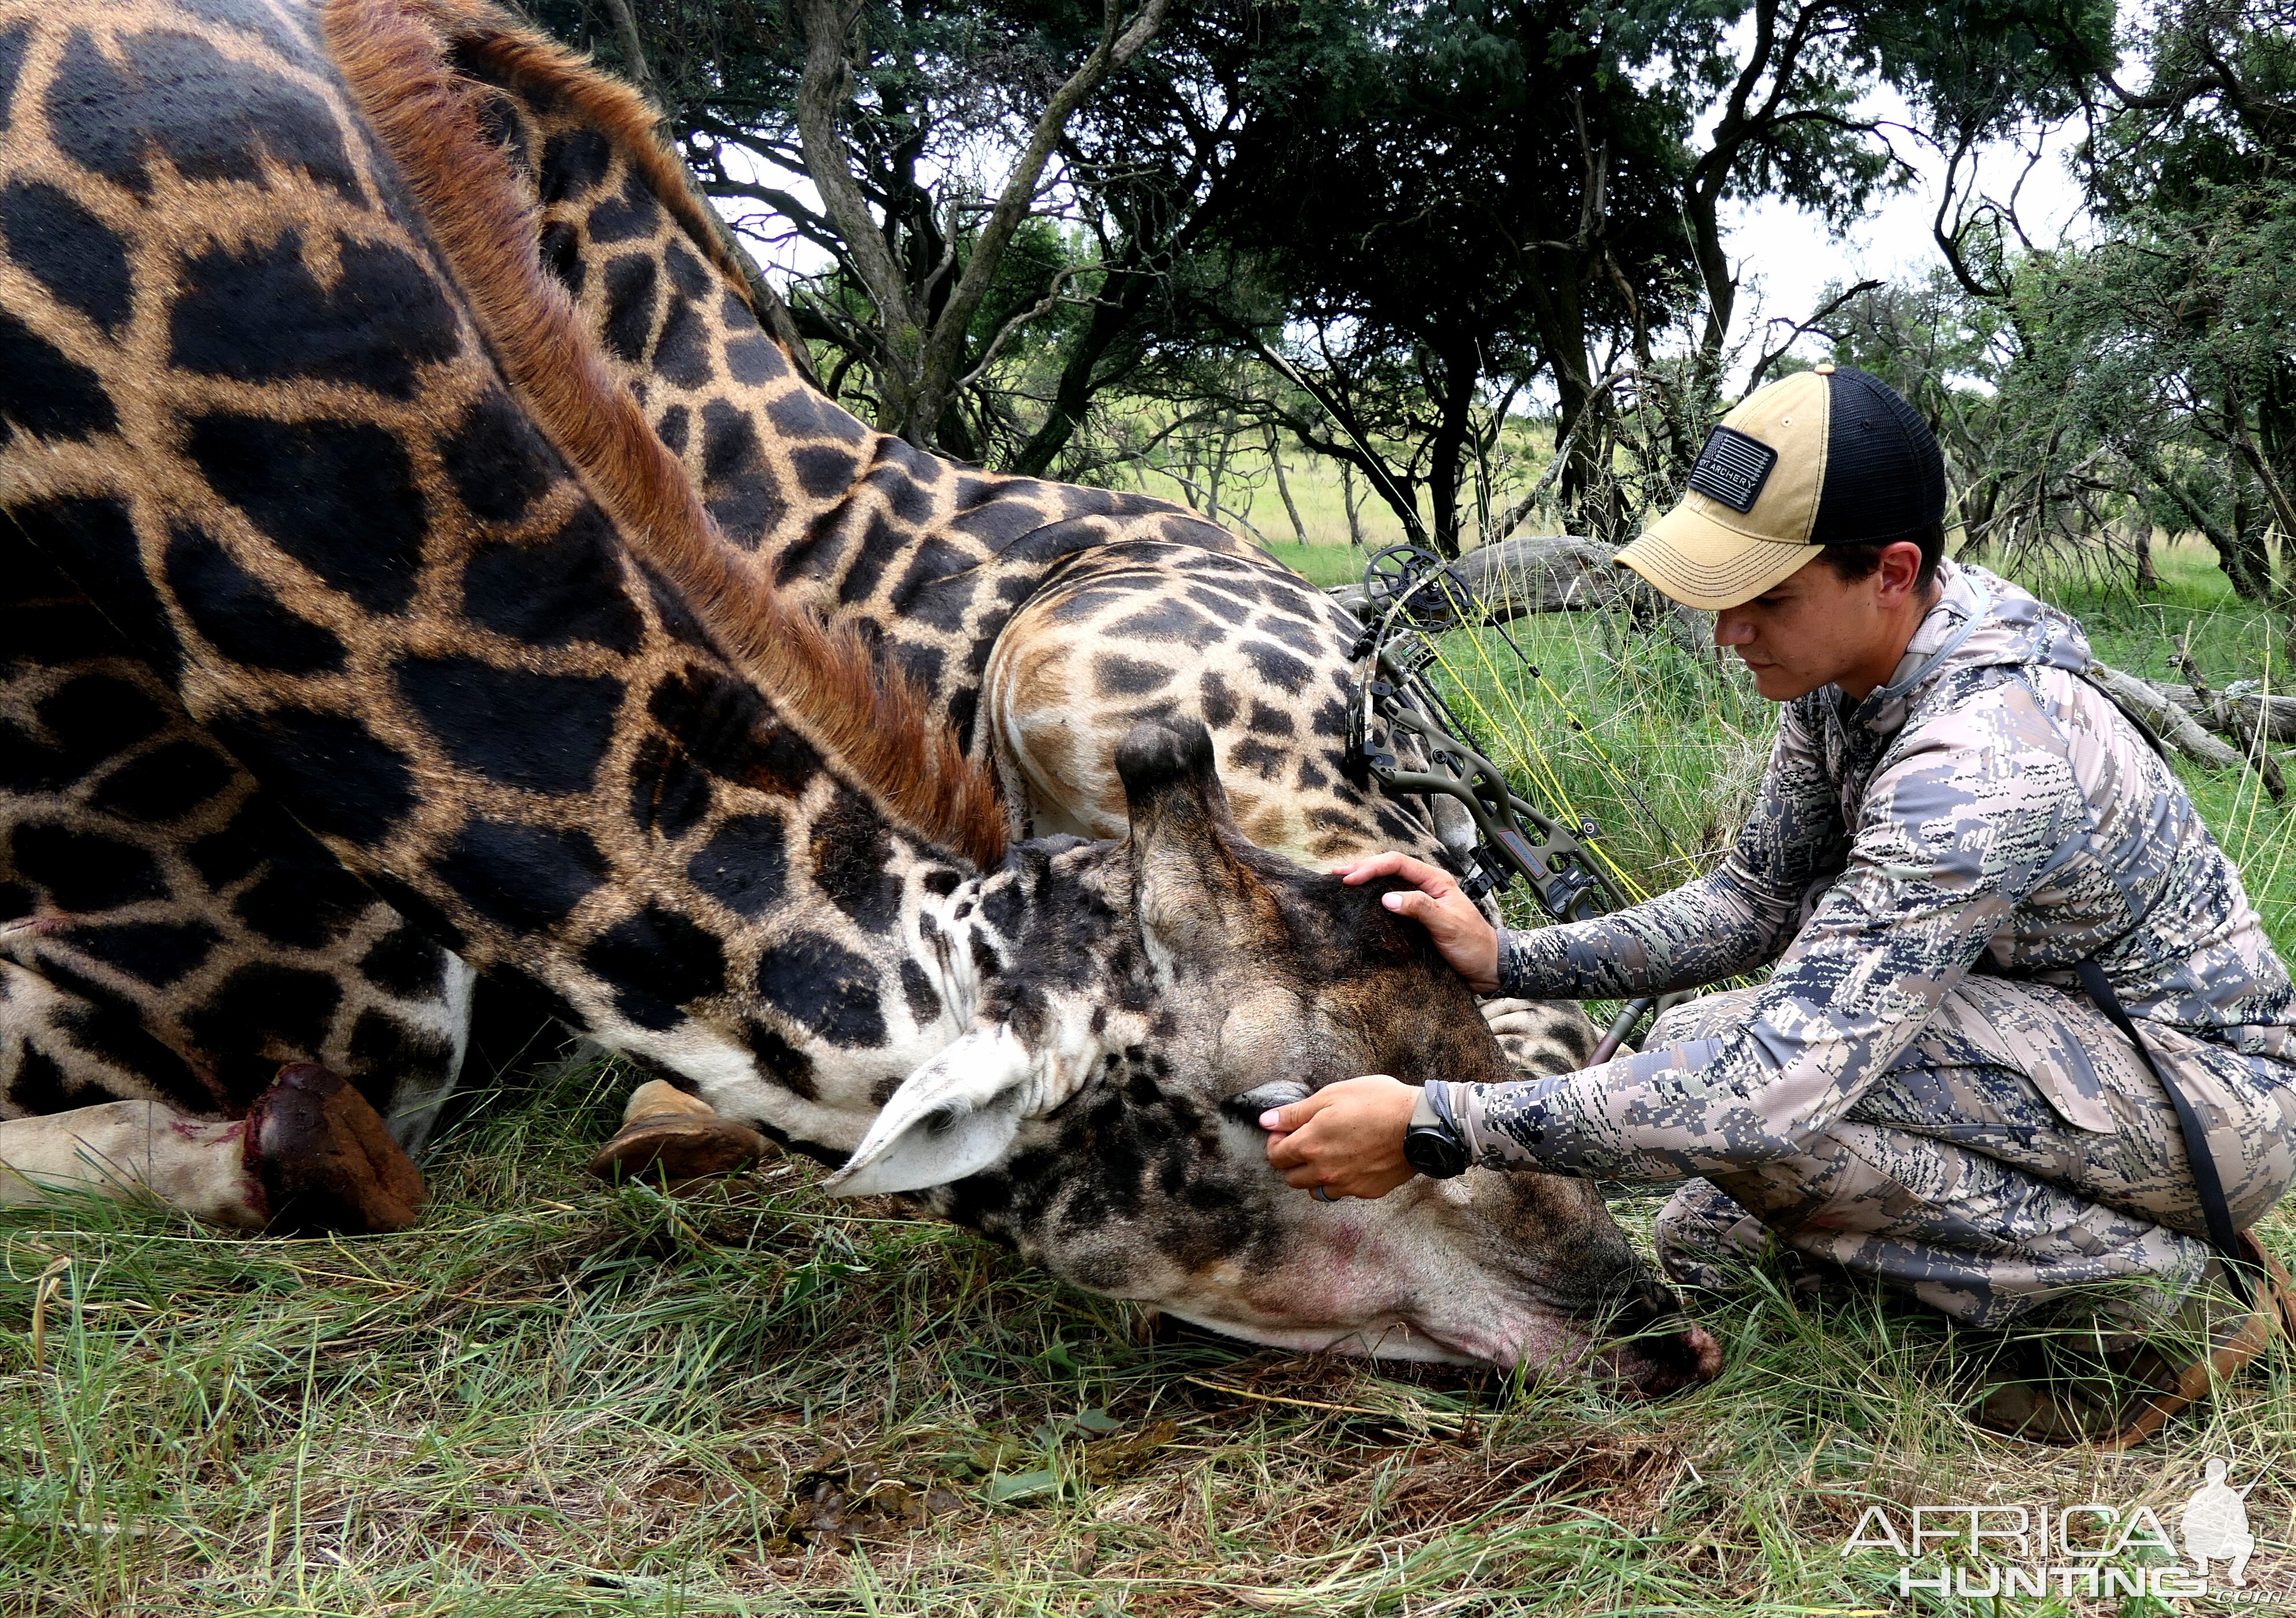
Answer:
xmin=476 ymin=42 xmax=1475 ymax=872
xmin=0 ymin=0 xmax=1715 ymax=1388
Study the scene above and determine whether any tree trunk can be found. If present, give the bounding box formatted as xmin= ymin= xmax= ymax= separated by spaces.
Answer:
xmin=1423 ymin=365 xmax=1476 ymax=562
xmin=1265 ymin=424 xmax=1308 ymax=544
xmin=1207 ymin=418 xmax=1232 ymax=532
xmin=2229 ymin=465 xmax=2276 ymax=602
xmin=2135 ymin=518 xmax=2159 ymax=591
xmin=1340 ymin=461 xmax=1365 ymax=548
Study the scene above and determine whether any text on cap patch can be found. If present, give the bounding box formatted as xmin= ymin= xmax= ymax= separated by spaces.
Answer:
xmin=1686 ymin=424 xmax=1779 ymax=515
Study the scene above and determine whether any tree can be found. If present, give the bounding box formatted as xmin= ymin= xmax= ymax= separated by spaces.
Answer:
xmin=540 ymin=0 xmax=1196 ymax=462
xmin=1906 ymin=1 xmax=2296 ymax=603
xmin=1198 ymin=0 xmax=1703 ymax=555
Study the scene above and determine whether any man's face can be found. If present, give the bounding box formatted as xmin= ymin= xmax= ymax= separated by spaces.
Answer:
xmin=1711 ymin=543 xmax=1928 ymax=703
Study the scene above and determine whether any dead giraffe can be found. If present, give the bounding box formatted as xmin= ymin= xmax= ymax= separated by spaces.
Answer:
xmin=432 ymin=10 xmax=1598 ymax=1181
xmin=0 ymin=0 xmax=1718 ymax=1385
xmin=452 ymin=13 xmax=1489 ymax=876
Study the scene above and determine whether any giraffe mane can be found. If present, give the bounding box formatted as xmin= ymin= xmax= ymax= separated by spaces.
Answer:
xmin=322 ymin=0 xmax=1010 ymax=872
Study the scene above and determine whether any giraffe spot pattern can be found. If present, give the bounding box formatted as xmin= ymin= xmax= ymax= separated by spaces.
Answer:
xmin=0 ymin=22 xmax=27 ymax=131
xmin=12 ymin=820 xmax=167 ymax=910
xmin=395 ymin=655 xmax=625 ymax=796
xmin=165 ymin=522 xmax=348 ymax=674
xmin=810 ymin=791 xmax=902 ymax=932
xmin=687 ymin=812 xmax=787 ymax=918
xmin=584 ymin=165 xmax=657 ymax=242
xmin=539 ymin=125 xmax=610 ymax=202
xmin=180 ymin=960 xmax=342 ymax=1093
xmin=584 ymin=903 xmax=726 ymax=1030
xmin=206 ymin=706 xmax=417 ymax=846
xmin=57 ymin=977 xmax=211 ymax=1109
xmin=460 ymin=506 xmax=643 ymax=654
xmin=187 ymin=414 xmax=428 ymax=614
xmin=614 ymin=736 xmax=695 ymax=844
xmin=88 ymin=738 xmax=236 ymax=823
xmin=435 ymin=818 xmax=608 ymax=932
xmin=169 ymin=230 xmax=457 ymax=398
xmin=756 ymin=930 xmax=887 ymax=1049
xmin=0 ymin=307 xmax=116 ymax=442
xmin=0 ymin=179 xmax=132 ymax=332
xmin=600 ymin=253 xmax=657 ymax=361
xmin=231 ymin=863 xmax=354 ymax=950
xmin=698 ymin=399 xmax=784 ymax=539
xmin=359 ymin=923 xmax=447 ymax=999
xmin=62 ymin=918 xmax=221 ymax=988
xmin=441 ymin=388 xmax=562 ymax=524
xmin=48 ymin=29 xmax=359 ymax=202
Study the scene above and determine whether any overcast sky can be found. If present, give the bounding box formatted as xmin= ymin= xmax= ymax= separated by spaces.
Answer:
xmin=1714 ymin=86 xmax=2093 ymax=372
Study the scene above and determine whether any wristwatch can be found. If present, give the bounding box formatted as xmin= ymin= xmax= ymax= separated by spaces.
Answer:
xmin=1402 ymin=1088 xmax=1471 ymax=1179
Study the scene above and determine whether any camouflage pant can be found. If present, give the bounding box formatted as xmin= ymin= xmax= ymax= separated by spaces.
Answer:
xmin=1648 ymin=977 xmax=2296 ymax=1327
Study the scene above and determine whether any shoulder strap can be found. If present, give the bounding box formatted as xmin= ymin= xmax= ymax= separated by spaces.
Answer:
xmin=2075 ymin=670 xmax=2173 ymax=762
xmin=2074 ymin=959 xmax=2253 ymax=1305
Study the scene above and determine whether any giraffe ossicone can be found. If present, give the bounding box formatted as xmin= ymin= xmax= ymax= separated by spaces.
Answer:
xmin=0 ymin=0 xmax=1718 ymax=1389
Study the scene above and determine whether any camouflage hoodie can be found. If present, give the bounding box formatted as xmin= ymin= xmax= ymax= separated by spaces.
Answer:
xmin=1434 ymin=559 xmax=2296 ymax=1180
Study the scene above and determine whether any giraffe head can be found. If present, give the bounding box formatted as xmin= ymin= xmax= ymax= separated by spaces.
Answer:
xmin=830 ymin=719 xmax=1720 ymax=1393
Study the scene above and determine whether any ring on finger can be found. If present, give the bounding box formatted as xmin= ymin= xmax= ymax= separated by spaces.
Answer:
xmin=1311 ymin=1183 xmax=1335 ymax=1203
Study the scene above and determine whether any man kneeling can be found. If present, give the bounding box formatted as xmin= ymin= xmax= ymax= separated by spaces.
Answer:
xmin=1271 ymin=366 xmax=2296 ymax=1445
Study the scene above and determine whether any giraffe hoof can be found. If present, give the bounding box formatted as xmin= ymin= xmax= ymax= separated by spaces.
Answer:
xmin=246 ymin=1063 xmax=428 ymax=1235
xmin=587 ymin=1113 xmax=771 ymax=1186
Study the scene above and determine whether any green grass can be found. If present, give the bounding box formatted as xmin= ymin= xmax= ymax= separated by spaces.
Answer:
xmin=10 ymin=534 xmax=2296 ymax=1615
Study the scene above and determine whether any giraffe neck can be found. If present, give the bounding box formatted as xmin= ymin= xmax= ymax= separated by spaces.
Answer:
xmin=433 ymin=23 xmax=1256 ymax=756
xmin=0 ymin=0 xmax=1030 ymax=1150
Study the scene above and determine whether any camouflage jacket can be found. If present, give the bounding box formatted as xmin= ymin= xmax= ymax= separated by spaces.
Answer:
xmin=1432 ymin=560 xmax=2296 ymax=1180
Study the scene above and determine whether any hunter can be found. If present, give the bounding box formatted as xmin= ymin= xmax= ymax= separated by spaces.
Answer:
xmin=1267 ymin=364 xmax=2296 ymax=1445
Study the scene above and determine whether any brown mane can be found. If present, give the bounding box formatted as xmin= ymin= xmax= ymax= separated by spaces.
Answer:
xmin=323 ymin=0 xmax=1010 ymax=871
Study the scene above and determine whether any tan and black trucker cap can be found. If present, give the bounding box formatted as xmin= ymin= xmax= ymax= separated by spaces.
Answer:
xmin=1615 ymin=365 xmax=1948 ymax=610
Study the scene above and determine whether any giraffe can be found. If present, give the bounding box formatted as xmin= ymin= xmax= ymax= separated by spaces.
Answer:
xmin=426 ymin=8 xmax=1591 ymax=1183
xmin=0 ymin=0 xmax=1720 ymax=1385
xmin=2 ymin=541 xmax=464 ymax=1229
xmin=450 ymin=14 xmax=1489 ymax=876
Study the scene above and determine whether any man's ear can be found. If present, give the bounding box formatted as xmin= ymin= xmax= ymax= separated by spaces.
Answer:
xmin=1117 ymin=717 xmax=1279 ymax=956
xmin=825 ymin=1024 xmax=1049 ymax=1196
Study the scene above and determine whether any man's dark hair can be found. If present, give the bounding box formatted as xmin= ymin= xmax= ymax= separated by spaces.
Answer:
xmin=1817 ymin=521 xmax=1946 ymax=591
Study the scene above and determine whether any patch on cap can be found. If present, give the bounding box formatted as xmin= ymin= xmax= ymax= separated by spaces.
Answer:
xmin=1684 ymin=425 xmax=1778 ymax=515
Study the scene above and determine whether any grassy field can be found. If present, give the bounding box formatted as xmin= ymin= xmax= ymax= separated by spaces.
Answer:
xmin=8 ymin=528 xmax=2296 ymax=1615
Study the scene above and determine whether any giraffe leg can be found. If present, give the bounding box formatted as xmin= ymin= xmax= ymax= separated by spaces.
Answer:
xmin=587 ymin=1078 xmax=768 ymax=1185
xmin=1 ymin=1100 xmax=269 ymax=1227
xmin=0 ymin=1065 xmax=425 ymax=1234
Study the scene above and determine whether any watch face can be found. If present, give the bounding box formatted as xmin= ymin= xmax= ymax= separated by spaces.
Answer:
xmin=1405 ymin=1126 xmax=1470 ymax=1179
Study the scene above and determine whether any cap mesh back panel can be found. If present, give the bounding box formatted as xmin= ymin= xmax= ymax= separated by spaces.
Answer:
xmin=1809 ymin=367 xmax=1948 ymax=544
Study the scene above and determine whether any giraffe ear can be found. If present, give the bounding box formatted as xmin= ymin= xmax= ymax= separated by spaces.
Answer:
xmin=825 ymin=1023 xmax=1044 ymax=1196
xmin=1116 ymin=718 xmax=1277 ymax=953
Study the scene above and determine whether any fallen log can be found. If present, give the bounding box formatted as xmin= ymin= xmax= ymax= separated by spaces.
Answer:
xmin=1320 ymin=545 xmax=2275 ymax=779
xmin=1325 ymin=535 xmax=1716 ymax=662
xmin=2155 ymin=682 xmax=2296 ymax=743
xmin=1325 ymin=535 xmax=1627 ymax=620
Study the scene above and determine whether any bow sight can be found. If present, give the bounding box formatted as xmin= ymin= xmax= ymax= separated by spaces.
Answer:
xmin=1344 ymin=543 xmax=1656 ymax=1060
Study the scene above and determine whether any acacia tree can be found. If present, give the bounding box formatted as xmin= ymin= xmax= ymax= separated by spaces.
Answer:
xmin=540 ymin=0 xmax=1205 ymax=462
xmin=1899 ymin=0 xmax=2296 ymax=603
xmin=1193 ymin=0 xmax=1701 ymax=556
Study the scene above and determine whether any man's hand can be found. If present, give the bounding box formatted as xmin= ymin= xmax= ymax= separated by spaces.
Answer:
xmin=1336 ymin=852 xmax=1502 ymax=993
xmin=1261 ymin=1075 xmax=1421 ymax=1200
